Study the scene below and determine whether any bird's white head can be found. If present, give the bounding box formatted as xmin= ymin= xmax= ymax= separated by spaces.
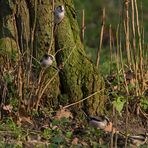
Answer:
xmin=56 ymin=5 xmax=65 ymax=13
xmin=40 ymin=53 xmax=55 ymax=67
xmin=54 ymin=5 xmax=65 ymax=24
xmin=60 ymin=5 xmax=65 ymax=12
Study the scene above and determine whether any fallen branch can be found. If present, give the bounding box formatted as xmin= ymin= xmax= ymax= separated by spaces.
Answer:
xmin=63 ymin=89 xmax=105 ymax=109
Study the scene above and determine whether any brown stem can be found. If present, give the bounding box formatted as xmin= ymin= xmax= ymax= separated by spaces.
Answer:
xmin=96 ymin=8 xmax=105 ymax=67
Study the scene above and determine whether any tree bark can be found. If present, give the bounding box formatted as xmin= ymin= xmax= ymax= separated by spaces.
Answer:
xmin=0 ymin=0 xmax=106 ymax=115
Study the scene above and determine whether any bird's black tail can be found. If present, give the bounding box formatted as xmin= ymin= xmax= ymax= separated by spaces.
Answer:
xmin=81 ymin=110 xmax=91 ymax=121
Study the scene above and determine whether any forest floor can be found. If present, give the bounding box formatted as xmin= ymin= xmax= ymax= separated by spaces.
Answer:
xmin=0 ymin=107 xmax=147 ymax=148
xmin=0 ymin=71 xmax=148 ymax=147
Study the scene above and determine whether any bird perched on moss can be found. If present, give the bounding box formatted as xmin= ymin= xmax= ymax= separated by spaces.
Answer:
xmin=40 ymin=53 xmax=55 ymax=67
xmin=83 ymin=111 xmax=110 ymax=130
xmin=54 ymin=5 xmax=65 ymax=25
xmin=128 ymin=133 xmax=148 ymax=147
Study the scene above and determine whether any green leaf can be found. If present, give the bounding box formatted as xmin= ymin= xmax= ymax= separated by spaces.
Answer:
xmin=66 ymin=131 xmax=72 ymax=138
xmin=43 ymin=128 xmax=52 ymax=139
xmin=4 ymin=73 xmax=13 ymax=84
xmin=52 ymin=119 xmax=60 ymax=126
xmin=140 ymin=97 xmax=148 ymax=111
xmin=113 ymin=97 xmax=125 ymax=113
xmin=51 ymin=136 xmax=65 ymax=144
xmin=48 ymin=143 xmax=58 ymax=148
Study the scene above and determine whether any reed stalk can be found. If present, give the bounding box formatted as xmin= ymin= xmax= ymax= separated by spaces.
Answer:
xmin=96 ymin=8 xmax=105 ymax=67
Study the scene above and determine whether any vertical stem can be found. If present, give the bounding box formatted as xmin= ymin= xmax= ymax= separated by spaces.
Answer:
xmin=13 ymin=14 xmax=23 ymax=109
xmin=110 ymin=108 xmax=114 ymax=148
xmin=96 ymin=8 xmax=105 ymax=67
xmin=131 ymin=0 xmax=138 ymax=96
xmin=31 ymin=0 xmax=37 ymax=52
xmin=118 ymin=4 xmax=129 ymax=146
xmin=140 ymin=1 xmax=144 ymax=49
xmin=121 ymin=19 xmax=130 ymax=148
xmin=81 ymin=9 xmax=85 ymax=43
xmin=109 ymin=24 xmax=113 ymax=74
xmin=125 ymin=0 xmax=131 ymax=69
xmin=116 ymin=24 xmax=120 ymax=90
xmin=134 ymin=0 xmax=144 ymax=94
xmin=48 ymin=0 xmax=54 ymax=53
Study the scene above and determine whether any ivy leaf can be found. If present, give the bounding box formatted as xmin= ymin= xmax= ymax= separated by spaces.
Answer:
xmin=113 ymin=97 xmax=125 ymax=114
xmin=52 ymin=119 xmax=60 ymax=126
xmin=66 ymin=131 xmax=73 ymax=138
xmin=140 ymin=97 xmax=148 ymax=111
xmin=51 ymin=136 xmax=65 ymax=144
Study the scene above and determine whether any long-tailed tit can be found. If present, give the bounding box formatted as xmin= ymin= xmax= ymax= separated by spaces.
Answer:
xmin=40 ymin=53 xmax=55 ymax=67
xmin=89 ymin=116 xmax=110 ymax=130
xmin=83 ymin=111 xmax=110 ymax=130
xmin=54 ymin=5 xmax=65 ymax=25
xmin=128 ymin=133 xmax=148 ymax=146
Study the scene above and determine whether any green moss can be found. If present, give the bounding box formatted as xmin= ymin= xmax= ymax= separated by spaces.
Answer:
xmin=55 ymin=1 xmax=106 ymax=114
xmin=0 ymin=0 xmax=106 ymax=113
xmin=34 ymin=4 xmax=60 ymax=107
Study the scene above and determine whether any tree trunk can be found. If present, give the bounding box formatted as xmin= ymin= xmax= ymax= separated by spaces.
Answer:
xmin=0 ymin=0 xmax=106 ymax=115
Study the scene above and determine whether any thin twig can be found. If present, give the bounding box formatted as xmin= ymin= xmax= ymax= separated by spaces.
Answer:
xmin=54 ymin=47 xmax=64 ymax=56
xmin=35 ymin=45 xmax=76 ymax=111
xmin=48 ymin=0 xmax=54 ymax=54
xmin=63 ymin=89 xmax=105 ymax=109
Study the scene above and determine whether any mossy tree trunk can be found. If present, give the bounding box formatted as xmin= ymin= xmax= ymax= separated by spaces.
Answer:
xmin=0 ymin=0 xmax=106 ymax=115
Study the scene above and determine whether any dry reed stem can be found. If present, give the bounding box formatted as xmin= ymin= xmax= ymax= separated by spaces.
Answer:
xmin=121 ymin=57 xmax=130 ymax=148
xmin=140 ymin=2 xmax=144 ymax=47
xmin=125 ymin=0 xmax=131 ymax=70
xmin=116 ymin=24 xmax=120 ymax=90
xmin=96 ymin=8 xmax=105 ymax=67
xmin=131 ymin=0 xmax=138 ymax=96
xmin=110 ymin=107 xmax=115 ymax=148
xmin=135 ymin=0 xmax=144 ymax=94
xmin=109 ymin=24 xmax=113 ymax=74
xmin=34 ymin=69 xmax=45 ymax=97
xmin=35 ymin=72 xmax=58 ymax=111
xmin=81 ymin=9 xmax=85 ymax=43
xmin=121 ymin=2 xmax=131 ymax=144
xmin=122 ymin=64 xmax=129 ymax=148
xmin=111 ymin=24 xmax=120 ymax=148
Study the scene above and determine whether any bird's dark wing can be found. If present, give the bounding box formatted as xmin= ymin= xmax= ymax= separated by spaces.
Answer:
xmin=89 ymin=117 xmax=102 ymax=122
